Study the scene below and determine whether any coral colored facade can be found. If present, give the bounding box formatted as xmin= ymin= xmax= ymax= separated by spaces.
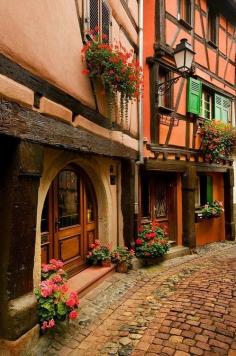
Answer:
xmin=141 ymin=0 xmax=236 ymax=247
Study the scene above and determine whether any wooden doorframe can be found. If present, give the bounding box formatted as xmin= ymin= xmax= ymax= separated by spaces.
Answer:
xmin=41 ymin=164 xmax=98 ymax=274
xmin=139 ymin=170 xmax=178 ymax=242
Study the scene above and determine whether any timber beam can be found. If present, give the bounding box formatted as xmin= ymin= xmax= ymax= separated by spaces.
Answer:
xmin=0 ymin=99 xmax=137 ymax=160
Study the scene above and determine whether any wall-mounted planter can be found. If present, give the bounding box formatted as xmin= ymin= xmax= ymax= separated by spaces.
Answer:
xmin=195 ymin=211 xmax=221 ymax=223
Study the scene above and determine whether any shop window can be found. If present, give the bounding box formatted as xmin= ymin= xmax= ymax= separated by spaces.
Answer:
xmin=195 ymin=175 xmax=213 ymax=207
xmin=84 ymin=0 xmax=111 ymax=43
xmin=158 ymin=67 xmax=172 ymax=110
xmin=178 ymin=0 xmax=192 ymax=28
xmin=208 ymin=6 xmax=218 ymax=46
xmin=200 ymin=88 xmax=213 ymax=120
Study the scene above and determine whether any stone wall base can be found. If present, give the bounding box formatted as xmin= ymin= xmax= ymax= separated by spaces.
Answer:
xmin=0 ymin=325 xmax=39 ymax=356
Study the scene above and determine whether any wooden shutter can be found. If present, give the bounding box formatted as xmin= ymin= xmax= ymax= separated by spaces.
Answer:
xmin=101 ymin=0 xmax=111 ymax=43
xmin=214 ymin=94 xmax=230 ymax=123
xmin=187 ymin=78 xmax=202 ymax=115
xmin=200 ymin=175 xmax=213 ymax=205
xmin=206 ymin=176 xmax=213 ymax=203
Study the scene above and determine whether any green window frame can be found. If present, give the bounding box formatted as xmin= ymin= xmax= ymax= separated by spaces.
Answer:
xmin=187 ymin=77 xmax=202 ymax=115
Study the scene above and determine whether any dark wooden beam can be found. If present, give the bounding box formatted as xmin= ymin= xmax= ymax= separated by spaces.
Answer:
xmin=0 ymin=54 xmax=138 ymax=136
xmin=0 ymin=138 xmax=42 ymax=340
xmin=224 ymin=168 xmax=235 ymax=240
xmin=121 ymin=159 xmax=136 ymax=247
xmin=0 ymin=100 xmax=137 ymax=160
xmin=145 ymin=158 xmax=230 ymax=173
xmin=182 ymin=165 xmax=197 ymax=248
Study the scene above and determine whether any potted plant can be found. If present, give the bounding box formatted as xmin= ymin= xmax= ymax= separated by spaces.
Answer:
xmin=135 ymin=221 xmax=169 ymax=265
xmin=196 ymin=200 xmax=224 ymax=221
xmin=87 ymin=239 xmax=111 ymax=267
xmin=81 ymin=29 xmax=143 ymax=123
xmin=111 ymin=246 xmax=135 ymax=273
xmin=200 ymin=119 xmax=236 ymax=163
xmin=34 ymin=259 xmax=79 ymax=332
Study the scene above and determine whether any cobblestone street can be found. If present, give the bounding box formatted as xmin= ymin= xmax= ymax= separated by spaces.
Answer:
xmin=32 ymin=242 xmax=236 ymax=356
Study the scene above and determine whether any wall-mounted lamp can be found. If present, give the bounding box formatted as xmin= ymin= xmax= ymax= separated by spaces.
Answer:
xmin=157 ymin=38 xmax=195 ymax=95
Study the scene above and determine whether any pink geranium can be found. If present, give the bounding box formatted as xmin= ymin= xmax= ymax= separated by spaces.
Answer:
xmin=69 ymin=310 xmax=78 ymax=320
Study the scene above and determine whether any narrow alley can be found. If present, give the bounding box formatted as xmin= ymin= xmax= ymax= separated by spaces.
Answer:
xmin=33 ymin=243 xmax=236 ymax=356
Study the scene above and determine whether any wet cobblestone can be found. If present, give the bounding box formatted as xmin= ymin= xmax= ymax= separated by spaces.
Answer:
xmin=31 ymin=241 xmax=236 ymax=356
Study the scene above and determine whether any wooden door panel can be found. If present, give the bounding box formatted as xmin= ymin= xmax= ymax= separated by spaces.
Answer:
xmin=59 ymin=234 xmax=81 ymax=262
xmin=41 ymin=165 xmax=98 ymax=275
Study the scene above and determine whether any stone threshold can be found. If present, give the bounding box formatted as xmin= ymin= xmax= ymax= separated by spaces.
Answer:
xmin=68 ymin=264 xmax=116 ymax=298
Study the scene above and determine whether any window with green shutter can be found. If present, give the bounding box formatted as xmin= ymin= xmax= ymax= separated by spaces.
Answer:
xmin=187 ymin=78 xmax=202 ymax=115
xmin=214 ymin=94 xmax=231 ymax=123
xmin=200 ymin=175 xmax=213 ymax=205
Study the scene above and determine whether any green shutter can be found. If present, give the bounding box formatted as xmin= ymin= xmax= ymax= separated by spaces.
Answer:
xmin=214 ymin=94 xmax=230 ymax=123
xmin=187 ymin=78 xmax=202 ymax=115
xmin=206 ymin=176 xmax=213 ymax=203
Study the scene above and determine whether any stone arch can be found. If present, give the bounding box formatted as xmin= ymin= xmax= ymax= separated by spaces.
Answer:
xmin=33 ymin=148 xmax=114 ymax=286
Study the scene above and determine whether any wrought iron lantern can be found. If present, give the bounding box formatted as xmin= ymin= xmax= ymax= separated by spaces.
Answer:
xmin=157 ymin=38 xmax=195 ymax=95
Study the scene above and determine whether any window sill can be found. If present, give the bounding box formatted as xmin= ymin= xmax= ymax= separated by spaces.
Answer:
xmin=158 ymin=106 xmax=174 ymax=115
xmin=207 ymin=40 xmax=218 ymax=49
xmin=178 ymin=19 xmax=193 ymax=31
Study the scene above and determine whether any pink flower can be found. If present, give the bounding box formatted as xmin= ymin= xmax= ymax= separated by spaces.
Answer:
xmin=40 ymin=280 xmax=54 ymax=298
xmin=48 ymin=319 xmax=55 ymax=328
xmin=66 ymin=297 xmax=76 ymax=308
xmin=41 ymin=321 xmax=48 ymax=330
xmin=50 ymin=259 xmax=64 ymax=269
xmin=69 ymin=310 xmax=78 ymax=320
xmin=51 ymin=274 xmax=63 ymax=284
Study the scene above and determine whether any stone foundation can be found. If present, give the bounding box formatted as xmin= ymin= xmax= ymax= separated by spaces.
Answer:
xmin=0 ymin=325 xmax=39 ymax=356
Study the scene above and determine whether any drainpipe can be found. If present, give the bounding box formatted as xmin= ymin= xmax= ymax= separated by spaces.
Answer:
xmin=134 ymin=0 xmax=144 ymax=236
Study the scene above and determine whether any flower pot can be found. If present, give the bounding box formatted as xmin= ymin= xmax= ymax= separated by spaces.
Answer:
xmin=139 ymin=256 xmax=165 ymax=266
xmin=116 ymin=262 xmax=128 ymax=273
xmin=102 ymin=259 xmax=111 ymax=267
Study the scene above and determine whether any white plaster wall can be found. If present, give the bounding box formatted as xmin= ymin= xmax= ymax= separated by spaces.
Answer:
xmin=34 ymin=148 xmax=123 ymax=286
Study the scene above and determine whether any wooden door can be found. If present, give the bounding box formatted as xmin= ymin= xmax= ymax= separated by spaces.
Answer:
xmin=150 ymin=174 xmax=177 ymax=242
xmin=41 ymin=166 xmax=97 ymax=275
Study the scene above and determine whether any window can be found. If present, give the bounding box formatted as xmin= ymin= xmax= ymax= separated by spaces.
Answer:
xmin=178 ymin=0 xmax=192 ymax=26
xmin=84 ymin=0 xmax=111 ymax=43
xmin=208 ymin=6 xmax=218 ymax=46
xmin=157 ymin=67 xmax=172 ymax=109
xmin=187 ymin=78 xmax=231 ymax=122
xmin=195 ymin=175 xmax=213 ymax=207
xmin=214 ymin=94 xmax=231 ymax=123
xmin=200 ymin=89 xmax=213 ymax=120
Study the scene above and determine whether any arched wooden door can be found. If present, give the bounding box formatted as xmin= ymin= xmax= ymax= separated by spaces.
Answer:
xmin=41 ymin=165 xmax=97 ymax=275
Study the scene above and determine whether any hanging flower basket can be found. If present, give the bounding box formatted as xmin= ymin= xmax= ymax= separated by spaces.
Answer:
xmin=81 ymin=30 xmax=143 ymax=124
xmin=200 ymin=120 xmax=236 ymax=163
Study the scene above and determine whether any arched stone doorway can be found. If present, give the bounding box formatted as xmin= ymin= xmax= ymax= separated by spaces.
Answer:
xmin=41 ymin=164 xmax=97 ymax=275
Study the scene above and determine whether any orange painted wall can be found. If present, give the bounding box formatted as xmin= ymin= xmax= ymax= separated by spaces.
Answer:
xmin=195 ymin=173 xmax=225 ymax=246
xmin=143 ymin=0 xmax=155 ymax=141
xmin=177 ymin=174 xmax=183 ymax=245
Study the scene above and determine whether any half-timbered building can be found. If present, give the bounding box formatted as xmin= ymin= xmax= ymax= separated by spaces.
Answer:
xmin=142 ymin=0 xmax=236 ymax=248
xmin=0 ymin=0 xmax=139 ymax=350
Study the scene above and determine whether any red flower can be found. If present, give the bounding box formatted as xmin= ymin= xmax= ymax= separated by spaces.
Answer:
xmin=135 ymin=238 xmax=143 ymax=245
xmin=69 ymin=310 xmax=78 ymax=320
xmin=145 ymin=232 xmax=156 ymax=239
xmin=82 ymin=68 xmax=90 ymax=75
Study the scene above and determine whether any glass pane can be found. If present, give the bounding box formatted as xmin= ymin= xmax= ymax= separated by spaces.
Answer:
xmin=41 ymin=194 xmax=49 ymax=233
xmin=58 ymin=170 xmax=80 ymax=228
xmin=86 ymin=185 xmax=95 ymax=223
xmin=154 ymin=180 xmax=167 ymax=218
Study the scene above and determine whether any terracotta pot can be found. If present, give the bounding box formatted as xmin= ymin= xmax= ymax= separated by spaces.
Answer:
xmin=116 ymin=262 xmax=128 ymax=273
xmin=102 ymin=259 xmax=111 ymax=267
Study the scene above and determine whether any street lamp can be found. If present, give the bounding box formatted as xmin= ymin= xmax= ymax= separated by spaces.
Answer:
xmin=157 ymin=38 xmax=195 ymax=95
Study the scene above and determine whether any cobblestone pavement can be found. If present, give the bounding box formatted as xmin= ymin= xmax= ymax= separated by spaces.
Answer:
xmin=32 ymin=242 xmax=236 ymax=356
